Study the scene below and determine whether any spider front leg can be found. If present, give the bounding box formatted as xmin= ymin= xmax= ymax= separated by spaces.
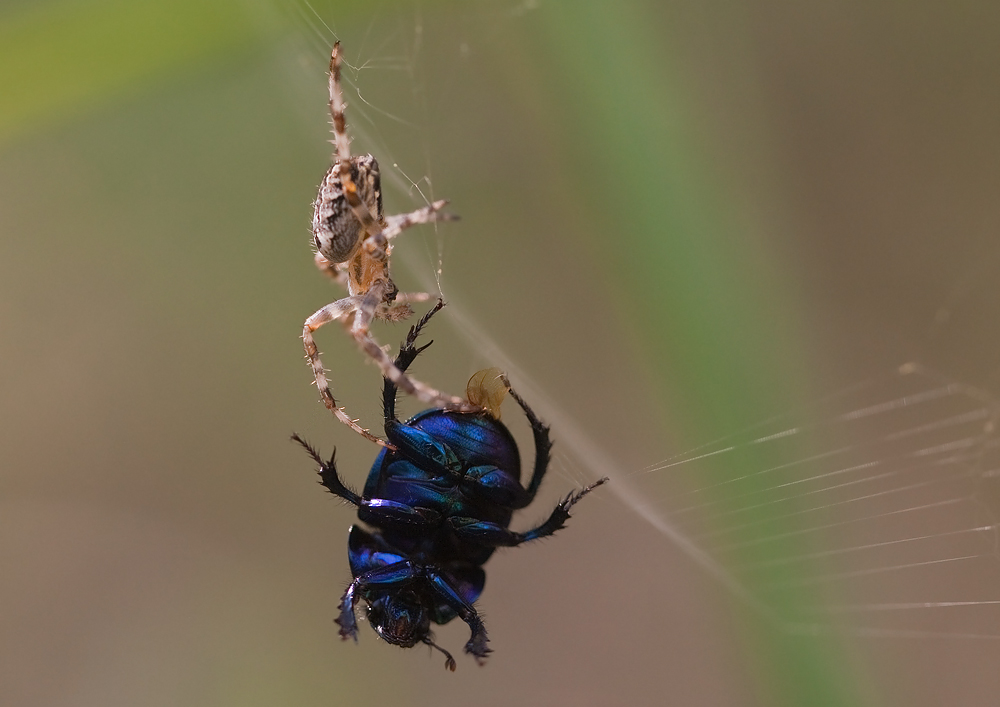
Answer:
xmin=304 ymin=289 xmax=479 ymax=445
xmin=327 ymin=42 xmax=380 ymax=238
xmin=325 ymin=41 xmax=457 ymax=260
xmin=313 ymin=253 xmax=350 ymax=286
xmin=303 ymin=294 xmax=389 ymax=446
xmin=355 ymin=200 xmax=459 ymax=271
xmin=350 ymin=283 xmax=481 ymax=415
xmin=377 ymin=290 xmax=434 ymax=323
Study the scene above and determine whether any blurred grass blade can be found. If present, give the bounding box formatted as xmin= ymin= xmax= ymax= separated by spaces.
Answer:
xmin=0 ymin=0 xmax=263 ymax=145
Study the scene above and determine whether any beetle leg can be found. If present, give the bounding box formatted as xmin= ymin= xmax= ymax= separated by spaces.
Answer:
xmin=358 ymin=498 xmax=443 ymax=529
xmin=383 ymin=300 xmax=446 ymax=421
xmin=460 ymin=465 xmax=532 ymax=508
xmin=383 ymin=420 xmax=463 ymax=475
xmin=425 ymin=569 xmax=490 ymax=663
xmin=449 ymin=477 xmax=609 ymax=547
xmin=335 ymin=580 xmax=360 ymax=641
xmin=291 ymin=434 xmax=363 ymax=506
xmin=335 ymin=560 xmax=419 ymax=641
xmin=504 ymin=380 xmax=554 ymax=505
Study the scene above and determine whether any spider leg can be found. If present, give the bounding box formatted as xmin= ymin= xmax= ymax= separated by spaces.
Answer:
xmin=328 ymin=46 xmax=459 ymax=262
xmin=381 ymin=201 xmax=458 ymax=241
xmin=377 ymin=290 xmax=433 ymax=323
xmin=351 ymin=283 xmax=481 ymax=414
xmin=303 ymin=295 xmax=389 ymax=447
xmin=327 ymin=42 xmax=381 ymax=242
xmin=313 ymin=252 xmax=350 ymax=287
xmin=361 ymin=200 xmax=458 ymax=267
xmin=392 ymin=292 xmax=434 ymax=305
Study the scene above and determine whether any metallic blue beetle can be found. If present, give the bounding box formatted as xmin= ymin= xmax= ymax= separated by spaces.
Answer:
xmin=294 ymin=303 xmax=607 ymax=670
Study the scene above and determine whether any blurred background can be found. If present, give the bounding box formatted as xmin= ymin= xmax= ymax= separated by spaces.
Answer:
xmin=3 ymin=1 xmax=1000 ymax=705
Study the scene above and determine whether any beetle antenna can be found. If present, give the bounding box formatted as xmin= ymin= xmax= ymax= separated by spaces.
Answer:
xmin=423 ymin=636 xmax=457 ymax=671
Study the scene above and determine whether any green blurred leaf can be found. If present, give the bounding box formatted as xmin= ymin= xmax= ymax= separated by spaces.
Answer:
xmin=534 ymin=2 xmax=868 ymax=705
xmin=0 ymin=0 xmax=263 ymax=144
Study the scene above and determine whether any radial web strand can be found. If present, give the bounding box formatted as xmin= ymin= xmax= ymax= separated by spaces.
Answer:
xmin=628 ymin=363 xmax=1000 ymax=638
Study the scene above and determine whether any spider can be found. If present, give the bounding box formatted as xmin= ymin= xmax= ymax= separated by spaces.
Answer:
xmin=304 ymin=42 xmax=480 ymax=446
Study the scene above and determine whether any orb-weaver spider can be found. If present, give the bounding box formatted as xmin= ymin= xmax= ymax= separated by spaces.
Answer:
xmin=303 ymin=42 xmax=481 ymax=446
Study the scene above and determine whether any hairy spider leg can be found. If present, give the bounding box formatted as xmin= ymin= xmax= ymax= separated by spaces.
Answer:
xmin=302 ymin=297 xmax=385 ymax=445
xmin=304 ymin=288 xmax=477 ymax=447
xmin=328 ymin=43 xmax=455 ymax=264
xmin=349 ymin=283 xmax=476 ymax=410
xmin=327 ymin=42 xmax=380 ymax=251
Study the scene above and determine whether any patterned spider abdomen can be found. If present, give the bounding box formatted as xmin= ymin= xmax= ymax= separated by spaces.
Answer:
xmin=312 ymin=154 xmax=383 ymax=262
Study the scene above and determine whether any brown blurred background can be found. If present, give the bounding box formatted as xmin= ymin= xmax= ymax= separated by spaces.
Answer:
xmin=2 ymin=1 xmax=1000 ymax=705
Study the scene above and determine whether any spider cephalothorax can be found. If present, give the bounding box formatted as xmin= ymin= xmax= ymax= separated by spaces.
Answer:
xmin=302 ymin=42 xmax=481 ymax=446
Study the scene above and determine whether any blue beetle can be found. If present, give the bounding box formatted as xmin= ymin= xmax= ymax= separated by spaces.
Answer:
xmin=294 ymin=302 xmax=607 ymax=670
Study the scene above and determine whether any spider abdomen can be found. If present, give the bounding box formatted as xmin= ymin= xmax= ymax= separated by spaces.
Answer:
xmin=311 ymin=154 xmax=383 ymax=262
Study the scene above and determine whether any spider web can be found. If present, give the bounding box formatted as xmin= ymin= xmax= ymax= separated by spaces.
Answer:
xmin=440 ymin=290 xmax=1000 ymax=639
xmin=283 ymin=0 xmax=1000 ymax=645
xmin=625 ymin=363 xmax=1000 ymax=639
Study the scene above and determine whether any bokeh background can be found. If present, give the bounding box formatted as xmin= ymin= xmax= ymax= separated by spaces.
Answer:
xmin=3 ymin=1 xmax=1000 ymax=705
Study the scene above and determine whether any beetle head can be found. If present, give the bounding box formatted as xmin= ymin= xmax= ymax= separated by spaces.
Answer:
xmin=368 ymin=592 xmax=430 ymax=648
